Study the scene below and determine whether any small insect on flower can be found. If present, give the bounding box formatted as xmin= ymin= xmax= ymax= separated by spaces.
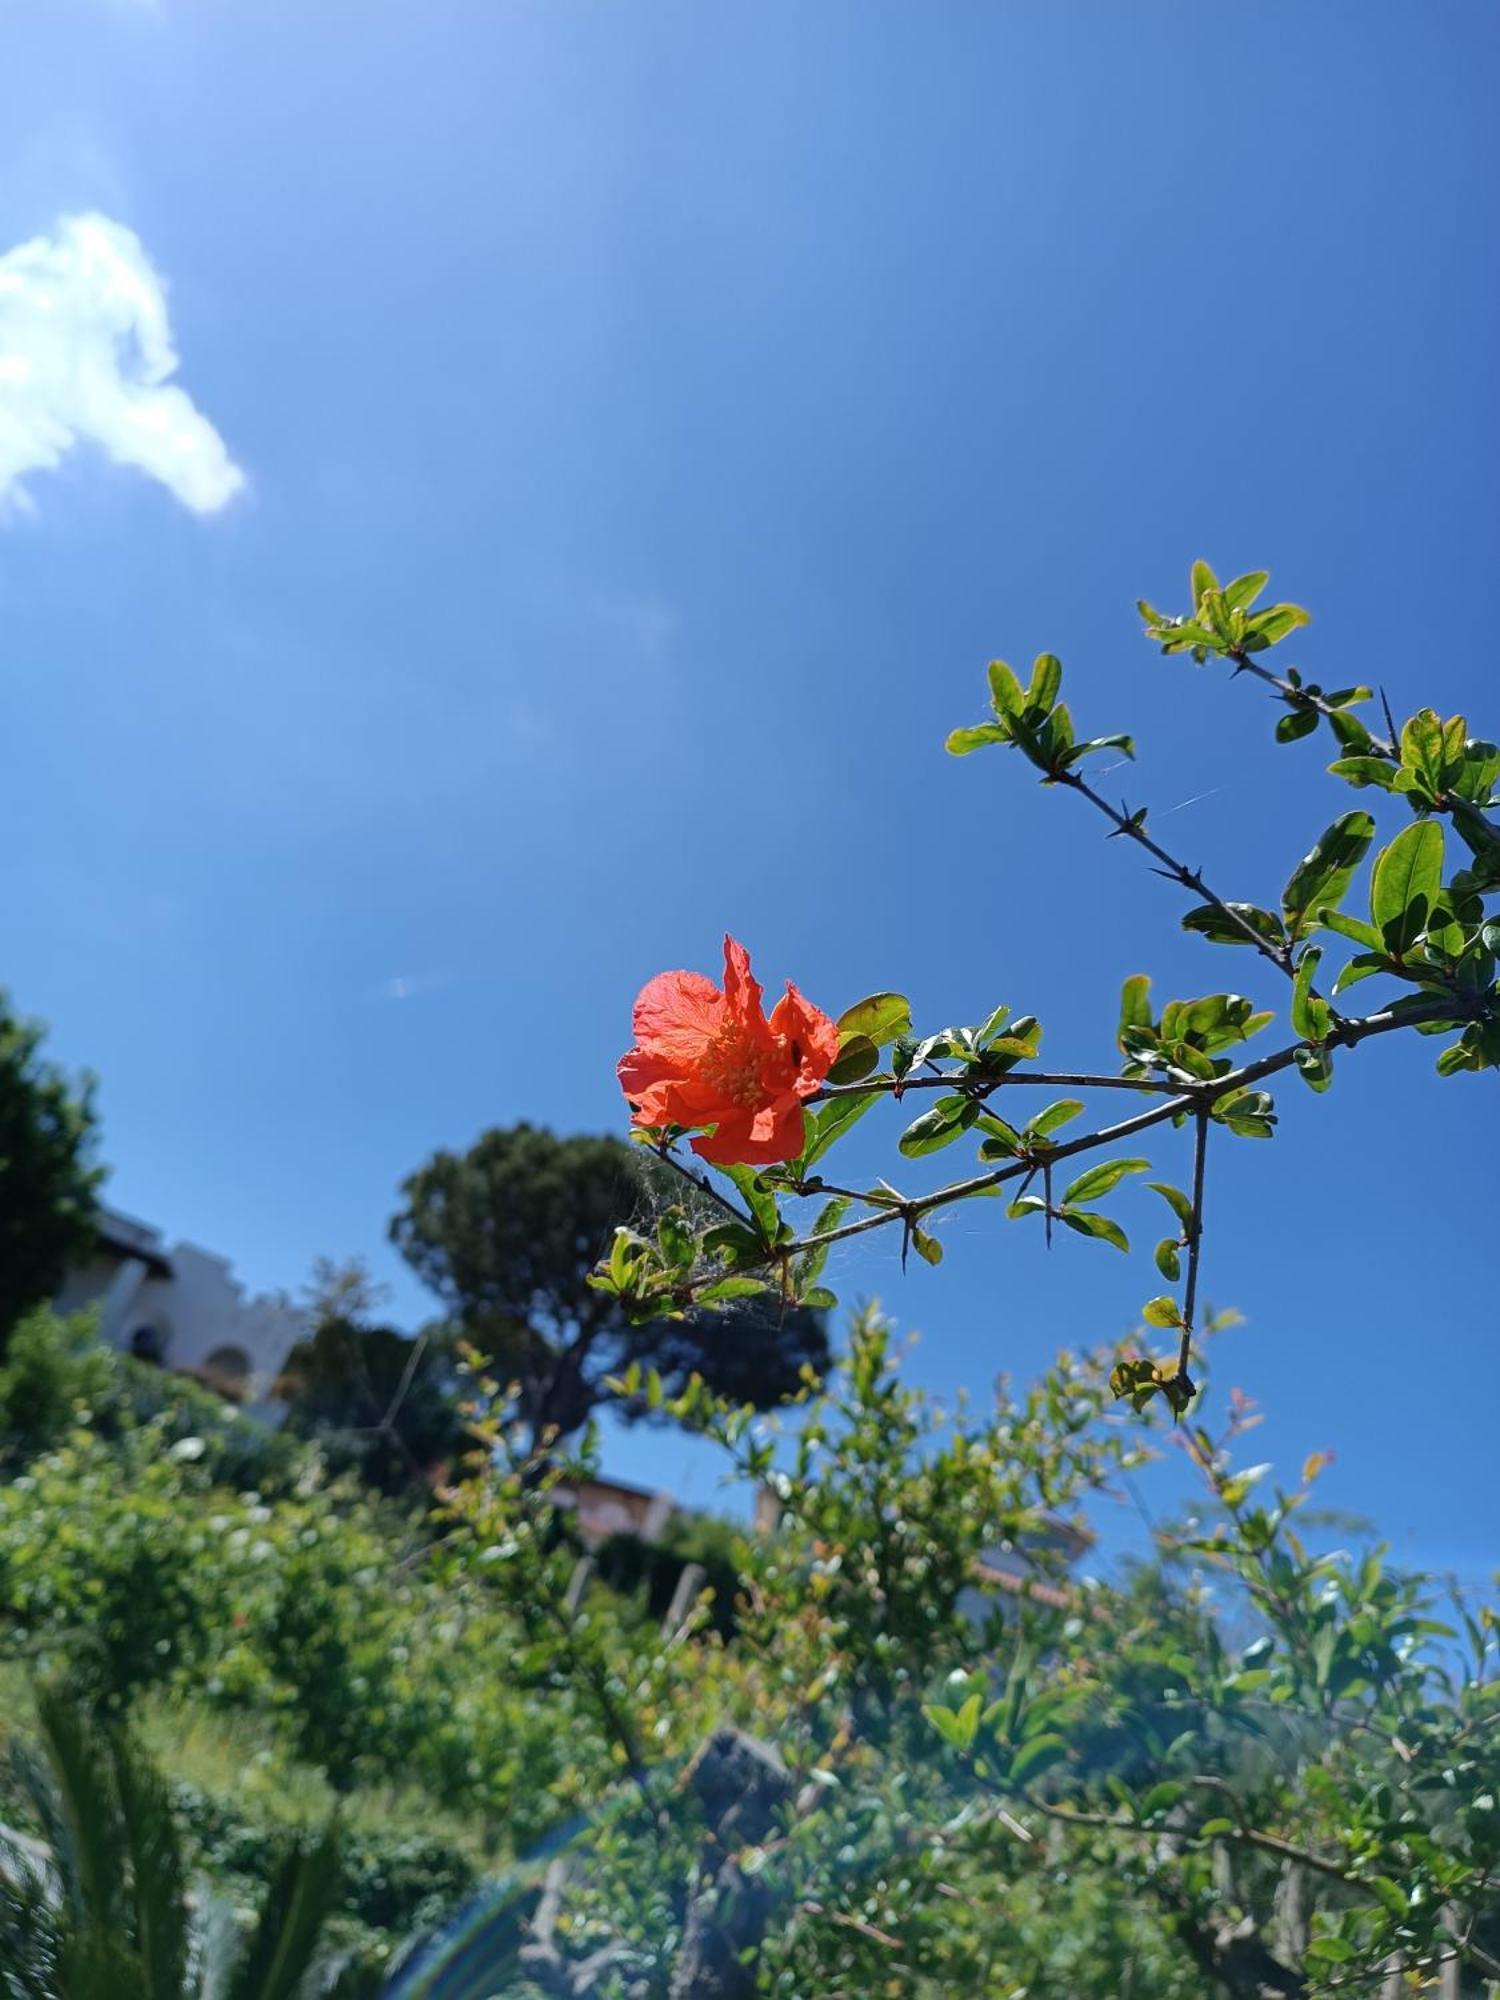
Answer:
xmin=618 ymin=934 xmax=839 ymax=1165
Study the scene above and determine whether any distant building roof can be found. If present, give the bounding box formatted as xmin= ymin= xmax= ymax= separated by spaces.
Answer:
xmin=552 ymin=1475 xmax=676 ymax=1545
xmin=94 ymin=1207 xmax=173 ymax=1277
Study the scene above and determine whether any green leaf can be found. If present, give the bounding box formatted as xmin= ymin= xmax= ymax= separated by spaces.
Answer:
xmin=1327 ymin=706 xmax=1374 ymax=752
xmin=1159 ymin=619 xmax=1219 ymax=652
xmin=722 ymin=1165 xmax=780 ymax=1239
xmin=1154 ymin=1238 xmax=1181 ymax=1281
xmin=910 ymin=1224 xmax=943 ymax=1266
xmin=1370 ymin=819 xmax=1445 ymax=956
xmin=1400 ymin=707 xmax=1447 ymax=794
xmin=1059 ymin=733 xmax=1136 ymax=768
xmin=1318 ymin=907 xmax=1382 ymax=948
xmin=656 ymin=1208 xmax=695 ymax=1270
xmin=1332 ymin=952 xmax=1387 ymax=995
xmin=1110 ymin=1356 xmax=1192 ymax=1414
xmin=1200 ymin=588 xmax=1235 ymax=645
xmin=1059 ymin=1209 xmax=1129 ymax=1252
xmin=827 ymin=1036 xmax=879 ymax=1085
xmin=975 ymin=1113 xmax=1022 ymax=1160
xmin=1294 ymin=1045 xmax=1334 ymax=1093
xmin=946 ymin=723 xmax=1007 ymax=756
xmin=1281 ymin=810 xmax=1376 ymax=939
xmin=1146 ymin=1181 xmax=1194 ymax=1228
xmin=797 ymin=1198 xmax=849 ymax=1285
xmin=1328 ymin=754 xmax=1397 ymax=791
xmin=1211 ymin=1086 xmax=1278 ymax=1138
xmin=1243 ymin=602 xmax=1310 ymax=648
xmin=976 ymin=1000 xmax=1012 ymax=1044
xmin=836 ymin=992 xmax=912 ymax=1047
xmin=1062 ymin=1157 xmax=1149 ymax=1205
xmin=1009 ymin=1733 xmax=1069 ymax=1784
xmin=1369 ymin=1876 xmax=1410 ymax=1920
xmin=1275 ymin=707 xmax=1319 ymax=744
xmin=1222 ymin=569 xmax=1269 ymax=612
xmin=898 ymin=1097 xmax=978 ymax=1158
xmin=1118 ymin=974 xmax=1152 ymax=1047
xmin=1027 ymin=651 xmax=1062 ymax=715
xmin=1291 ymin=947 xmax=1330 ymax=1042
xmin=802 ymin=1089 xmax=879 ymax=1169
xmin=1025 ymin=1098 xmax=1084 ymax=1140
xmin=1306 ymin=1938 xmax=1356 ymax=1965
xmin=924 ymin=1693 xmax=981 ymax=1751
xmin=1181 ymin=901 xmax=1287 ymax=949
xmin=988 ymin=659 xmax=1024 ymax=719
xmin=1142 ymin=1295 xmax=1182 ymax=1329
xmin=1190 ymin=559 xmax=1218 ymax=608
xmin=981 ymin=1014 xmax=1042 ymax=1065
xmin=698 ymin=1276 xmax=770 ymax=1304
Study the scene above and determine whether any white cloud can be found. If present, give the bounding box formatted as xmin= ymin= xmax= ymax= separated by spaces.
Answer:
xmin=0 ymin=212 xmax=243 ymax=514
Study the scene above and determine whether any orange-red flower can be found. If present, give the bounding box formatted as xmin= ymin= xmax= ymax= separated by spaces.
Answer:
xmin=618 ymin=935 xmax=840 ymax=1166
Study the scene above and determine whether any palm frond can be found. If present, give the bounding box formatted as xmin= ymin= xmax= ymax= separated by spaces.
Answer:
xmin=225 ymin=1827 xmax=343 ymax=2000
xmin=112 ymin=1728 xmax=191 ymax=2000
xmin=32 ymin=1685 xmax=126 ymax=1942
xmin=57 ymin=1924 xmax=153 ymax=2000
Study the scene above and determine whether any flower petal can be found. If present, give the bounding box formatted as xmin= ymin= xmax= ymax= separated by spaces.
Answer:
xmin=769 ymin=983 xmax=841 ymax=1087
xmin=692 ymin=1095 xmax=807 ymax=1166
xmin=630 ymin=969 xmax=724 ymax=1065
xmin=720 ymin=934 xmax=767 ymax=1027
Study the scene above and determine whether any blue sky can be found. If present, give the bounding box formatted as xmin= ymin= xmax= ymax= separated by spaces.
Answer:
xmin=2 ymin=2 xmax=1495 ymax=1578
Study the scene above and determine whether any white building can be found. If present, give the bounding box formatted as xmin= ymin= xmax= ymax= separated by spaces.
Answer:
xmin=55 ymin=1206 xmax=308 ymax=1419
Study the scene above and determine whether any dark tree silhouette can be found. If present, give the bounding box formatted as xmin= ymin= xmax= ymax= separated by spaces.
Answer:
xmin=276 ymin=1259 xmax=469 ymax=1494
xmin=389 ymin=1123 xmax=829 ymax=1452
xmin=0 ymin=989 xmax=102 ymax=1353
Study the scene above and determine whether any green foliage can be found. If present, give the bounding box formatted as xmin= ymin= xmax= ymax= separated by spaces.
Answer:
xmin=0 ymin=991 xmax=103 ymax=1353
xmin=390 ymin=1122 xmax=828 ymax=1448
xmin=0 ymin=1687 xmax=348 ymax=1999
xmin=0 ymin=1407 xmax=604 ymax=1843
xmin=379 ymin=1311 xmax=1500 ymax=1997
xmin=0 ymin=1307 xmax=302 ymax=1490
xmin=276 ymin=1281 xmax=468 ymax=1497
xmin=2 ymin=1301 xmax=1497 ymax=1994
xmin=0 ymin=1309 xmax=115 ymax=1461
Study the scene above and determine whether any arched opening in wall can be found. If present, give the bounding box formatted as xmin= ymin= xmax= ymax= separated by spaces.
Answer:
xmin=201 ymin=1344 xmax=253 ymax=1403
xmin=130 ymin=1323 xmax=168 ymax=1366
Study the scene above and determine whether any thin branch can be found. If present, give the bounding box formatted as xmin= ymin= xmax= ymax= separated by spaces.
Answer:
xmin=780 ymin=1085 xmax=1201 ymax=1262
xmin=1057 ymin=767 xmax=1295 ymax=976
xmin=691 ymin=996 xmax=1462 ymax=1284
xmin=1178 ymin=1108 xmax=1209 ymax=1381
xmin=651 ymin=1142 xmax=757 ymax=1226
xmin=377 ymin=1325 xmax=430 ymax=1438
xmin=812 ymin=1069 xmax=1181 ymax=1103
xmin=1228 ymin=648 xmax=1398 ymax=761
xmin=1014 ymin=1789 xmax=1367 ymax=1890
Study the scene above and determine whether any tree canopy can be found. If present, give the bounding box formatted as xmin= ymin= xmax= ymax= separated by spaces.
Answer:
xmin=0 ymin=990 xmax=102 ymax=1353
xmin=275 ymin=1259 xmax=470 ymax=1496
xmin=389 ymin=1122 xmax=829 ymax=1449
